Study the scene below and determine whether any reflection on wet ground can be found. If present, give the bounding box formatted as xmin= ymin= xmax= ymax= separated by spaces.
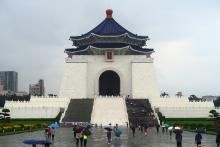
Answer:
xmin=0 ymin=127 xmax=217 ymax=147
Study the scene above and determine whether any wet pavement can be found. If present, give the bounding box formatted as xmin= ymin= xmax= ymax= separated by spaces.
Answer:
xmin=0 ymin=127 xmax=217 ymax=147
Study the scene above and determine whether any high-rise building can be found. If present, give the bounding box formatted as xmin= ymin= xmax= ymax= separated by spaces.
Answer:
xmin=29 ymin=79 xmax=45 ymax=96
xmin=0 ymin=71 xmax=18 ymax=92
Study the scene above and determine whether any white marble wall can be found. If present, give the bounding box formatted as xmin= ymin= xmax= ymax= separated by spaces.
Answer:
xmin=59 ymin=62 xmax=87 ymax=98
xmin=59 ymin=55 xmax=160 ymax=99
xmin=150 ymin=96 xmax=215 ymax=118
xmin=132 ymin=62 xmax=160 ymax=98
xmin=4 ymin=96 xmax=69 ymax=119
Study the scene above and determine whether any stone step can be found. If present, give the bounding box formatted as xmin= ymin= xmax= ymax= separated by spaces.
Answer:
xmin=62 ymin=99 xmax=94 ymax=122
xmin=126 ymin=99 xmax=158 ymax=127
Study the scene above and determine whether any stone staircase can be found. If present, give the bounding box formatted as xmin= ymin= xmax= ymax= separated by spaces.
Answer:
xmin=126 ymin=99 xmax=158 ymax=127
xmin=62 ymin=99 xmax=94 ymax=122
xmin=91 ymin=96 xmax=128 ymax=126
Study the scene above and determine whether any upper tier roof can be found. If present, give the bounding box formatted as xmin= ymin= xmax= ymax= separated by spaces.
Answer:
xmin=66 ymin=9 xmax=154 ymax=55
xmin=70 ymin=9 xmax=148 ymax=41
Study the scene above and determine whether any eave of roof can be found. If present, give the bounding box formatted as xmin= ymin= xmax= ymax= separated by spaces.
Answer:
xmin=65 ymin=43 xmax=154 ymax=54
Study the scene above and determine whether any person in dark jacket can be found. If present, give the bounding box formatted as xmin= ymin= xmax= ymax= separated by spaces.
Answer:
xmin=175 ymin=133 xmax=182 ymax=147
xmin=130 ymin=122 xmax=136 ymax=137
xmin=156 ymin=125 xmax=160 ymax=133
xmin=216 ymin=132 xmax=220 ymax=147
xmin=107 ymin=130 xmax=112 ymax=144
xmin=73 ymin=125 xmax=77 ymax=138
xmin=195 ymin=132 xmax=202 ymax=147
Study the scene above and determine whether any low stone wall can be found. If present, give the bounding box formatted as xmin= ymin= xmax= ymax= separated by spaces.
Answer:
xmin=4 ymin=96 xmax=69 ymax=119
xmin=151 ymin=96 xmax=215 ymax=118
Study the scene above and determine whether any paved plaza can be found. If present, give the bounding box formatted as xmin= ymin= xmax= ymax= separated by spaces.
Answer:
xmin=0 ymin=127 xmax=217 ymax=147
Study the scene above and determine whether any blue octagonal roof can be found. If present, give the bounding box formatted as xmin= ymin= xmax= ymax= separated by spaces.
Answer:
xmin=70 ymin=10 xmax=148 ymax=40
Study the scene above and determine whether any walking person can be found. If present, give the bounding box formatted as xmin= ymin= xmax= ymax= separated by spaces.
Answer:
xmin=156 ymin=125 xmax=160 ymax=134
xmin=216 ymin=132 xmax=220 ymax=147
xmin=44 ymin=127 xmax=49 ymax=140
xmin=107 ymin=129 xmax=112 ymax=145
xmin=143 ymin=124 xmax=148 ymax=136
xmin=130 ymin=122 xmax=136 ymax=137
xmin=73 ymin=124 xmax=77 ymax=138
xmin=83 ymin=134 xmax=88 ymax=147
xmin=195 ymin=132 xmax=202 ymax=147
xmin=169 ymin=129 xmax=173 ymax=139
xmin=140 ymin=124 xmax=143 ymax=133
xmin=175 ymin=133 xmax=182 ymax=147
xmin=82 ymin=127 xmax=91 ymax=147
xmin=47 ymin=127 xmax=52 ymax=140
xmin=162 ymin=126 xmax=165 ymax=133
xmin=75 ymin=129 xmax=83 ymax=147
xmin=51 ymin=127 xmax=55 ymax=141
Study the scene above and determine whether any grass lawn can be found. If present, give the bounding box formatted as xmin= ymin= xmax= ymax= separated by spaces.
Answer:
xmin=165 ymin=118 xmax=219 ymax=134
xmin=166 ymin=118 xmax=214 ymax=126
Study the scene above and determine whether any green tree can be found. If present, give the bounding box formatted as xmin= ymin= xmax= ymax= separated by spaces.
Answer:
xmin=157 ymin=111 xmax=166 ymax=125
xmin=209 ymin=110 xmax=220 ymax=120
xmin=0 ymin=108 xmax=10 ymax=120
xmin=214 ymin=97 xmax=220 ymax=107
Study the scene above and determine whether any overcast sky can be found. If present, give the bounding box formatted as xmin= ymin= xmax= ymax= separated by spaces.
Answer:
xmin=0 ymin=0 xmax=220 ymax=97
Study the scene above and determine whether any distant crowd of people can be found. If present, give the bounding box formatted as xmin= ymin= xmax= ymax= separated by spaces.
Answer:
xmin=43 ymin=122 xmax=220 ymax=147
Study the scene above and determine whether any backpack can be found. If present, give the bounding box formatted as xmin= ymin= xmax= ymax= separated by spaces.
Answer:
xmin=176 ymin=133 xmax=182 ymax=142
xmin=195 ymin=133 xmax=202 ymax=142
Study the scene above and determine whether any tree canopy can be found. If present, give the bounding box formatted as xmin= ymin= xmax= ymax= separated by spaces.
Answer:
xmin=0 ymin=95 xmax=30 ymax=107
xmin=214 ymin=97 xmax=220 ymax=107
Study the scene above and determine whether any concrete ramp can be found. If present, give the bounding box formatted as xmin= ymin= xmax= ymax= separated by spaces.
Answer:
xmin=91 ymin=96 xmax=128 ymax=126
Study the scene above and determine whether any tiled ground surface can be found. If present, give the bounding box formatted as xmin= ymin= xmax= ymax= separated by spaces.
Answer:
xmin=0 ymin=127 xmax=217 ymax=147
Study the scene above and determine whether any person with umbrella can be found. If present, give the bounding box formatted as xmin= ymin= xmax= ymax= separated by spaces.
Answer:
xmin=195 ymin=132 xmax=202 ymax=147
xmin=82 ymin=127 xmax=91 ymax=147
xmin=73 ymin=124 xmax=77 ymax=138
xmin=130 ymin=122 xmax=136 ymax=137
xmin=143 ymin=123 xmax=148 ymax=136
xmin=162 ymin=125 xmax=165 ymax=133
xmin=51 ymin=127 xmax=55 ymax=141
xmin=75 ymin=125 xmax=84 ymax=147
xmin=168 ymin=126 xmax=173 ymax=139
xmin=156 ymin=124 xmax=160 ymax=134
xmin=216 ymin=130 xmax=220 ymax=147
xmin=49 ymin=122 xmax=59 ymax=141
xmin=104 ymin=127 xmax=112 ymax=144
xmin=114 ymin=127 xmax=122 ymax=138
xmin=175 ymin=132 xmax=182 ymax=147
xmin=173 ymin=126 xmax=183 ymax=147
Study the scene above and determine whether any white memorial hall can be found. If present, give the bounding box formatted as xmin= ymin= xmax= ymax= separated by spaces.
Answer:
xmin=4 ymin=9 xmax=215 ymax=126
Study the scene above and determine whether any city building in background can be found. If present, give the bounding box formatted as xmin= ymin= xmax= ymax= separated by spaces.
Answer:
xmin=0 ymin=84 xmax=4 ymax=95
xmin=0 ymin=71 xmax=18 ymax=92
xmin=29 ymin=79 xmax=45 ymax=96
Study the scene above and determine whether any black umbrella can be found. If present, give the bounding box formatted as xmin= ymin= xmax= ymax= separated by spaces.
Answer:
xmin=75 ymin=126 xmax=84 ymax=133
xmin=104 ymin=127 xmax=112 ymax=131
xmin=196 ymin=128 xmax=206 ymax=133
xmin=83 ymin=128 xmax=91 ymax=136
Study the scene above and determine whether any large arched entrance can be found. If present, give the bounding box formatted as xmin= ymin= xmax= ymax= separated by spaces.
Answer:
xmin=99 ymin=70 xmax=120 ymax=96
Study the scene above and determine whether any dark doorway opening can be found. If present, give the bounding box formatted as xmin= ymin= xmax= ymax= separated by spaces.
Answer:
xmin=99 ymin=70 xmax=120 ymax=96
